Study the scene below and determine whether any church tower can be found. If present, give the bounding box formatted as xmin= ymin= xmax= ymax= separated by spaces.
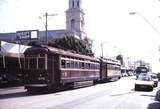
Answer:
xmin=66 ymin=0 xmax=85 ymax=39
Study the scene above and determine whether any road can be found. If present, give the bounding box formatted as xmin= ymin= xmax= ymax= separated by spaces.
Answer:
xmin=0 ymin=77 xmax=160 ymax=109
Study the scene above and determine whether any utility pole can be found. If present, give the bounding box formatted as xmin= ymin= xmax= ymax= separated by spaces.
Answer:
xmin=43 ymin=12 xmax=57 ymax=45
xmin=45 ymin=12 xmax=48 ymax=45
xmin=100 ymin=43 xmax=103 ymax=58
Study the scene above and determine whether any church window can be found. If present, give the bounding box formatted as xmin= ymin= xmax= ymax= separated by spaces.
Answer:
xmin=72 ymin=1 xmax=74 ymax=8
xmin=71 ymin=19 xmax=75 ymax=30
xmin=81 ymin=20 xmax=84 ymax=27
xmin=77 ymin=1 xmax=79 ymax=8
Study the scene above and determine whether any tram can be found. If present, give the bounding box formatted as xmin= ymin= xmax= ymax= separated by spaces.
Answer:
xmin=24 ymin=45 xmax=100 ymax=92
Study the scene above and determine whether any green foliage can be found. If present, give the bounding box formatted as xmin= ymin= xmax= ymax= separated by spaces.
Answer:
xmin=48 ymin=36 xmax=94 ymax=56
xmin=116 ymin=54 xmax=124 ymax=65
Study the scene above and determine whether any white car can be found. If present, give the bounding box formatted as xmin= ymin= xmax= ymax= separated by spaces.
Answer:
xmin=135 ymin=74 xmax=154 ymax=91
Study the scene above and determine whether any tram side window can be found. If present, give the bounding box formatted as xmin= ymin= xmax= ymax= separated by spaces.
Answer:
xmin=79 ymin=62 xmax=82 ymax=69
xmin=96 ymin=64 xmax=100 ymax=69
xmin=74 ymin=61 xmax=78 ymax=68
xmin=107 ymin=64 xmax=112 ymax=69
xmin=61 ymin=60 xmax=66 ymax=68
xmin=115 ymin=66 xmax=119 ymax=70
xmin=90 ymin=64 xmax=94 ymax=69
xmin=95 ymin=64 xmax=99 ymax=69
xmin=84 ymin=63 xmax=87 ymax=69
xmin=82 ymin=62 xmax=84 ymax=69
xmin=66 ymin=60 xmax=70 ymax=68
xmin=71 ymin=61 xmax=74 ymax=68
xmin=114 ymin=65 xmax=117 ymax=70
xmin=93 ymin=64 xmax=96 ymax=69
xmin=87 ymin=63 xmax=91 ymax=69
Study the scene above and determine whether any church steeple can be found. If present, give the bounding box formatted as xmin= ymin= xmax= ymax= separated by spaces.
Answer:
xmin=69 ymin=0 xmax=81 ymax=9
xmin=66 ymin=0 xmax=85 ymax=39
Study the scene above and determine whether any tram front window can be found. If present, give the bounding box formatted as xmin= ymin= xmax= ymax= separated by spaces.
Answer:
xmin=38 ymin=58 xmax=45 ymax=69
xmin=25 ymin=54 xmax=46 ymax=70
xmin=30 ymin=58 xmax=37 ymax=69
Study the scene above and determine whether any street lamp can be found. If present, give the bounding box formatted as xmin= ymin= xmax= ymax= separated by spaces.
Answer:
xmin=130 ymin=11 xmax=160 ymax=67
xmin=129 ymin=11 xmax=160 ymax=34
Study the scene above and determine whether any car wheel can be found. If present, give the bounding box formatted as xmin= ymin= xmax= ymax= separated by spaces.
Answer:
xmin=156 ymin=83 xmax=158 ymax=87
xmin=155 ymin=84 xmax=157 ymax=87
xmin=135 ymin=85 xmax=138 ymax=91
xmin=149 ymin=86 xmax=153 ymax=91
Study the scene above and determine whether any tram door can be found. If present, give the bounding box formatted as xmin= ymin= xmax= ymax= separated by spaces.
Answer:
xmin=49 ymin=54 xmax=60 ymax=87
xmin=101 ymin=62 xmax=107 ymax=81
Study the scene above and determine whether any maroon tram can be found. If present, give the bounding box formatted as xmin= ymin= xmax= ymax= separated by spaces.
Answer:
xmin=24 ymin=46 xmax=100 ymax=92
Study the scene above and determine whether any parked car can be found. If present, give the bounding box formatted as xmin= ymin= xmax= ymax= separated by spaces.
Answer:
xmin=122 ymin=72 xmax=128 ymax=77
xmin=151 ymin=74 xmax=158 ymax=87
xmin=135 ymin=74 xmax=154 ymax=91
xmin=156 ymin=89 xmax=160 ymax=101
xmin=157 ymin=73 xmax=160 ymax=81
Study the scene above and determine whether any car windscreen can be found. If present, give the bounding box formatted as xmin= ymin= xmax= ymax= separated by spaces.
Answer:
xmin=151 ymin=75 xmax=157 ymax=79
xmin=138 ymin=76 xmax=152 ymax=81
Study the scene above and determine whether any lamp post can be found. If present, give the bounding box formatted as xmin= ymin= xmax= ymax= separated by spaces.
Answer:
xmin=130 ymin=11 xmax=160 ymax=68
xmin=129 ymin=11 xmax=160 ymax=34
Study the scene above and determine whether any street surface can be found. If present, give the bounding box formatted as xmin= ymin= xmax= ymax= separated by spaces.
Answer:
xmin=0 ymin=76 xmax=160 ymax=109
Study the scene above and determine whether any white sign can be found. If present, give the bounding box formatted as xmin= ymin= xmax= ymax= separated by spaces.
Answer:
xmin=16 ymin=30 xmax=38 ymax=40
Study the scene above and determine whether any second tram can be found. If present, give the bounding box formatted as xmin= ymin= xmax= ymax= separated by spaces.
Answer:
xmin=100 ymin=57 xmax=121 ymax=82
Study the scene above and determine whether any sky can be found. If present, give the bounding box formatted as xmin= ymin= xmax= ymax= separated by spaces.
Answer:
xmin=0 ymin=0 xmax=160 ymax=72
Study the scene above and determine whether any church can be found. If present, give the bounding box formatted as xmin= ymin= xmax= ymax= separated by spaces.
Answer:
xmin=0 ymin=0 xmax=86 ymax=44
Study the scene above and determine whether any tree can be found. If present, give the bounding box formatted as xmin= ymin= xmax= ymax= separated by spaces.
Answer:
xmin=48 ymin=35 xmax=94 ymax=56
xmin=116 ymin=54 xmax=124 ymax=65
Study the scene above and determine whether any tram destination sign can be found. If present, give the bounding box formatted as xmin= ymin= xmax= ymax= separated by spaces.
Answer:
xmin=16 ymin=30 xmax=38 ymax=40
